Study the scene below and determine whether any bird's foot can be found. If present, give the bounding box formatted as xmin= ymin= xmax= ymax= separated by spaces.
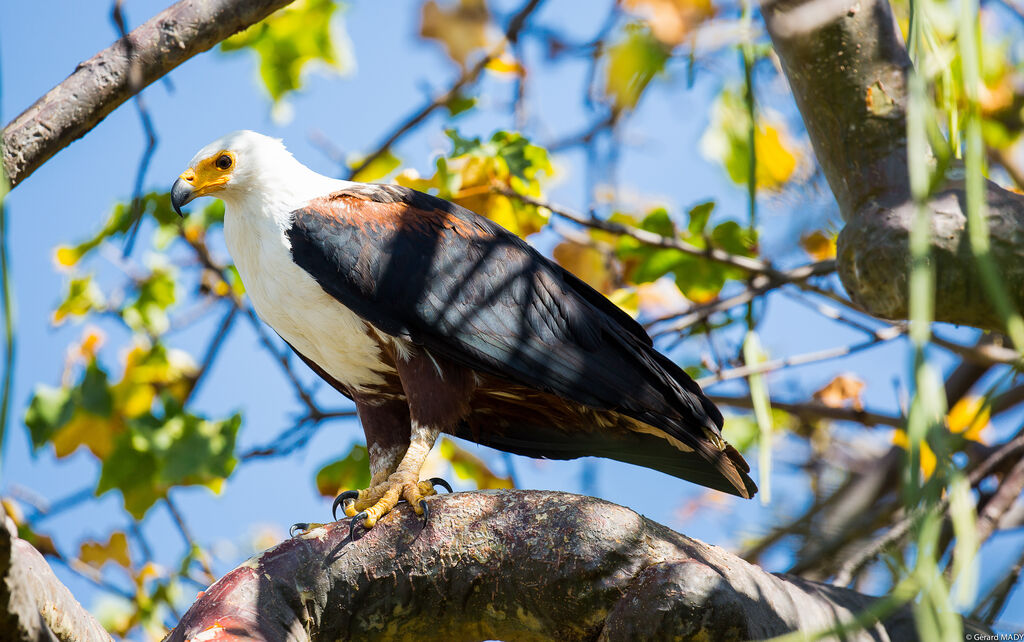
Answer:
xmin=332 ymin=475 xmax=451 ymax=534
xmin=289 ymin=522 xmax=327 ymax=538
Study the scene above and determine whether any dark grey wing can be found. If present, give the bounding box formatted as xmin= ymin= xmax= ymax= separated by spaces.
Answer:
xmin=286 ymin=184 xmax=751 ymax=497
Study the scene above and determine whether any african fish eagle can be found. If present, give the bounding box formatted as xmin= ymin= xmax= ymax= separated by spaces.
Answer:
xmin=171 ymin=130 xmax=756 ymax=531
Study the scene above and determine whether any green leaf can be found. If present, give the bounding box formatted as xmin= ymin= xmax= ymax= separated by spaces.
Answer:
xmin=721 ymin=415 xmax=759 ymax=453
xmin=52 ymin=276 xmax=105 ymax=324
xmin=673 ymin=258 xmax=727 ymax=303
xmin=488 ymin=131 xmax=552 ymax=182
xmin=225 ymin=265 xmax=246 ymax=297
xmin=122 ymin=264 xmax=177 ymax=336
xmin=315 ymin=443 xmax=371 ymax=497
xmin=445 ymin=93 xmax=477 ymax=117
xmin=97 ymin=402 xmax=240 ymax=519
xmin=79 ymin=363 xmax=113 ymax=417
xmin=445 ymin=129 xmax=484 ymax=157
xmin=633 ymin=249 xmax=689 ymax=284
xmin=56 ymin=192 xmax=182 ymax=267
xmin=710 ymin=221 xmax=758 ymax=281
xmin=639 ymin=207 xmax=676 ymax=237
xmin=221 ymin=0 xmax=351 ymax=103
xmin=24 ymin=385 xmax=73 ymax=450
xmin=711 ymin=220 xmax=756 ymax=255
xmin=686 ymin=201 xmax=715 ymax=236
xmin=604 ymin=22 xmax=669 ymax=112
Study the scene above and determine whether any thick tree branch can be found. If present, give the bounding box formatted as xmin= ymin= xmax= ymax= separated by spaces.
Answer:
xmin=2 ymin=0 xmax=295 ymax=189
xmin=165 ymin=490 xmax=959 ymax=641
xmin=0 ymin=512 xmax=111 ymax=642
xmin=763 ymin=0 xmax=1024 ymax=332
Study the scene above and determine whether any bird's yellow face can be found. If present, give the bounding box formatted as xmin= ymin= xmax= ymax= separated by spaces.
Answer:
xmin=171 ymin=150 xmax=237 ymax=215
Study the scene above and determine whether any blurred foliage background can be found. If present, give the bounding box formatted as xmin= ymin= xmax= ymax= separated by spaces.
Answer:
xmin=4 ymin=0 xmax=1024 ymax=638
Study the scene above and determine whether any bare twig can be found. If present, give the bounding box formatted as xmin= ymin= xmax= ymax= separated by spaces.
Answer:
xmin=832 ymin=429 xmax=1024 ymax=586
xmin=648 ymin=278 xmax=775 ymax=337
xmin=111 ymin=0 xmax=159 ymax=256
xmin=240 ymin=409 xmax=357 ymax=460
xmin=974 ymin=456 xmax=1024 ymax=545
xmin=345 ymin=0 xmax=544 ymax=180
xmin=796 ymin=284 xmax=1022 ymax=367
xmin=164 ymin=494 xmax=214 ymax=583
xmin=971 ymin=541 xmax=1024 ymax=624
xmin=697 ymin=325 xmax=905 ymax=387
xmin=495 ymin=185 xmax=837 ymax=281
xmin=3 ymin=0 xmax=297 ymax=188
xmin=241 ymin=308 xmax=321 ymax=416
xmin=184 ymin=303 xmax=237 ymax=403
xmin=546 ymin=113 xmax=616 ymax=151
xmin=709 ymin=394 xmax=903 ymax=427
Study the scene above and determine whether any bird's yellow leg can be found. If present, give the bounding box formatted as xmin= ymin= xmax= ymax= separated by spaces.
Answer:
xmin=335 ymin=423 xmax=450 ymax=529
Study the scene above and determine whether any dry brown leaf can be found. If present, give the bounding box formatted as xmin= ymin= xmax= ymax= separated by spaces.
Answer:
xmin=813 ymin=374 xmax=865 ymax=411
xmin=553 ymin=240 xmax=614 ymax=295
xmin=420 ymin=0 xmax=500 ymax=69
xmin=624 ymin=0 xmax=716 ymax=46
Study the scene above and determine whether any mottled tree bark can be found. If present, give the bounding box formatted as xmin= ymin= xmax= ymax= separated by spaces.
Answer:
xmin=165 ymin=490 xmax=936 ymax=641
xmin=763 ymin=0 xmax=1024 ymax=331
xmin=0 ymin=512 xmax=111 ymax=642
xmin=1 ymin=0 xmax=296 ymax=189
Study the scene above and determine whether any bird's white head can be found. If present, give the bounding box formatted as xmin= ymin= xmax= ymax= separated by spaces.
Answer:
xmin=171 ymin=130 xmax=329 ymax=216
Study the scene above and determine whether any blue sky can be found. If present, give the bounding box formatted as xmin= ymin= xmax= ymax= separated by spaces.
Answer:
xmin=2 ymin=0 xmax=1023 ymax=634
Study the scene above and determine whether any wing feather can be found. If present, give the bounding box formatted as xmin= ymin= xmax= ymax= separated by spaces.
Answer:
xmin=286 ymin=184 xmax=752 ymax=497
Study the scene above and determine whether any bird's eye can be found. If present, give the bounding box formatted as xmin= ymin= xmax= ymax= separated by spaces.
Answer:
xmin=215 ymin=154 xmax=233 ymax=170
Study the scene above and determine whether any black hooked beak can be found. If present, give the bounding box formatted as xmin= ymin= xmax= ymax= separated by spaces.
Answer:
xmin=171 ymin=177 xmax=195 ymax=217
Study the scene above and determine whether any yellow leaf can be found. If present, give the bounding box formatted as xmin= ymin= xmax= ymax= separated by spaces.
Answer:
xmin=701 ymin=89 xmax=802 ymax=191
xmin=53 ymin=246 xmax=81 ymax=270
xmin=756 ymin=124 xmax=799 ymax=189
xmin=624 ymin=0 xmax=716 ymax=46
xmin=113 ymin=382 xmax=156 ymax=418
xmin=1 ymin=498 xmax=22 ymax=523
xmin=348 ymin=151 xmax=401 ymax=183
xmin=79 ymin=531 xmax=131 ymax=570
xmin=183 ymin=224 xmax=203 ymax=244
xmin=212 ymin=280 xmax=230 ymax=298
xmin=485 ymin=53 xmax=524 ymax=76
xmin=74 ymin=326 xmax=106 ymax=362
xmin=813 ymin=374 xmax=865 ymax=411
xmin=610 ymin=287 xmax=639 ymax=317
xmin=553 ymin=241 xmax=614 ymax=294
xmin=438 ymin=438 xmax=513 ymax=489
xmin=420 ymin=0 xmax=499 ymax=69
xmin=394 ymin=169 xmax=437 ymax=193
xmin=52 ymin=411 xmax=119 ymax=460
xmin=947 ymin=396 xmax=990 ymax=443
xmin=604 ymin=24 xmax=669 ymax=112
xmin=893 ymin=397 xmax=989 ymax=479
xmin=893 ymin=428 xmax=940 ymax=478
xmin=800 ymin=230 xmax=837 ymax=261
xmin=135 ymin=561 xmax=164 ymax=587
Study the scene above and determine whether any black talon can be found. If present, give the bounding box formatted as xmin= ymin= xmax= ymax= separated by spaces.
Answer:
xmin=348 ymin=511 xmax=368 ymax=541
xmin=420 ymin=500 xmax=429 ymax=525
xmin=290 ymin=523 xmax=310 ymax=538
xmin=332 ymin=490 xmax=360 ymax=521
xmin=428 ymin=477 xmax=453 ymax=494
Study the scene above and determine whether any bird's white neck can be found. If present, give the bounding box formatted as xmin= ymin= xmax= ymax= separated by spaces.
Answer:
xmin=221 ymin=158 xmax=353 ymax=228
